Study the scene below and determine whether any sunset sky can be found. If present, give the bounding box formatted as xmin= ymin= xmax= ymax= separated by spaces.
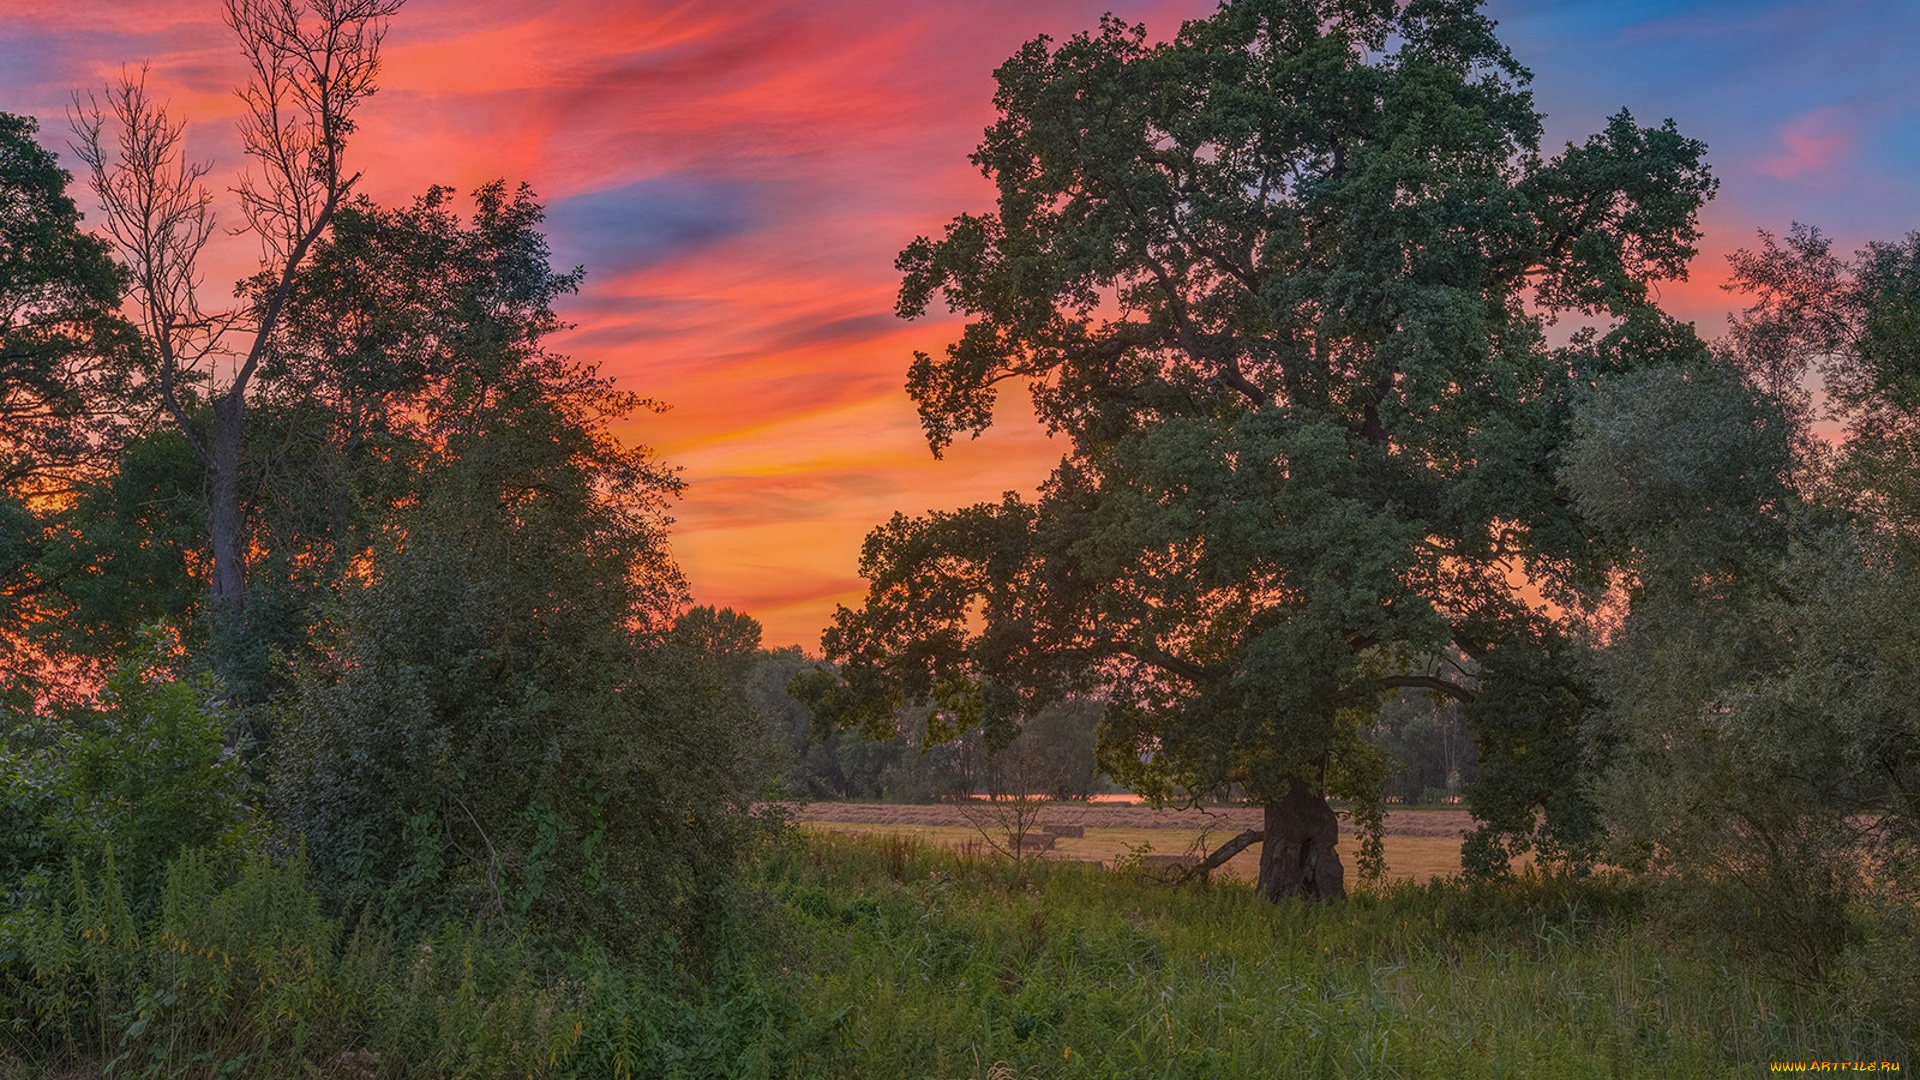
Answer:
xmin=3 ymin=0 xmax=1917 ymax=648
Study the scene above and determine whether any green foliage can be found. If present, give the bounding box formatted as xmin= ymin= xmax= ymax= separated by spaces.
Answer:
xmin=1 ymin=637 xmax=250 ymax=907
xmin=1 ymin=111 xmax=140 ymax=695
xmin=50 ymin=649 xmax=252 ymax=903
xmin=255 ymin=182 xmax=787 ymax=944
xmin=760 ymin=649 xmax=881 ymax=800
xmin=0 ymin=495 xmax=38 ymax=703
xmin=1459 ymin=629 xmax=1605 ymax=878
xmin=0 ymin=717 xmax=59 ymax=895
xmin=818 ymin=0 xmax=1719 ymax=895
xmin=244 ymin=183 xmax=601 ymax=617
xmin=214 ymin=184 xmax=613 ymax=713
xmin=0 ymin=847 xmax=806 ymax=1079
xmin=0 ymin=851 xmax=340 ymax=1075
xmin=1602 ymin=525 xmax=1920 ymax=985
xmin=274 ymin=385 xmax=766 ymax=942
xmin=559 ymin=947 xmax=801 ymax=1080
xmin=19 ymin=183 xmax=629 ymax=713
xmin=1560 ymin=363 xmax=1793 ymax=578
xmin=1567 ymin=342 xmax=1918 ymax=982
xmin=0 ymin=111 xmax=137 ymax=499
xmin=27 ymin=431 xmax=205 ymax=673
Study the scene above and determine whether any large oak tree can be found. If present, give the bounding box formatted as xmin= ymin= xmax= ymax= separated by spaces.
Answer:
xmin=811 ymin=0 xmax=1715 ymax=899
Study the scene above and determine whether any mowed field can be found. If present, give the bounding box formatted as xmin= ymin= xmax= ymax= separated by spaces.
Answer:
xmin=793 ymin=802 xmax=1476 ymax=882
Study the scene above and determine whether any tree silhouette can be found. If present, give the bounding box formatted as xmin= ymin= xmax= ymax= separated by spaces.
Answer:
xmin=71 ymin=0 xmax=403 ymax=680
xmin=811 ymin=0 xmax=1715 ymax=899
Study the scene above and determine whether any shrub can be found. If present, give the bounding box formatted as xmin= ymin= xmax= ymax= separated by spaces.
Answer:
xmin=1 ymin=635 xmax=251 ymax=908
xmin=275 ymin=394 xmax=775 ymax=947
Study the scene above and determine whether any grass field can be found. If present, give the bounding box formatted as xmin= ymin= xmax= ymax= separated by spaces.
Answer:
xmin=767 ymin=832 xmax=1914 ymax=1079
xmin=793 ymin=802 xmax=1479 ymax=881
xmin=798 ymin=821 xmax=1471 ymax=881
xmin=1 ymin=830 xmax=1909 ymax=1078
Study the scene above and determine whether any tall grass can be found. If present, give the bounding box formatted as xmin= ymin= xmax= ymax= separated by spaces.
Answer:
xmin=0 ymin=851 xmax=800 ymax=1078
xmin=766 ymin=833 xmax=1913 ymax=1079
xmin=1 ymin=834 xmax=1909 ymax=1077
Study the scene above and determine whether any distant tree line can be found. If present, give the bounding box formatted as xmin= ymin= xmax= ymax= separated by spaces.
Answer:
xmin=754 ymin=647 xmax=1104 ymax=802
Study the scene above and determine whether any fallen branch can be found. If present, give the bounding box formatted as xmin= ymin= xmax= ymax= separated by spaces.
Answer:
xmin=1170 ymin=828 xmax=1264 ymax=883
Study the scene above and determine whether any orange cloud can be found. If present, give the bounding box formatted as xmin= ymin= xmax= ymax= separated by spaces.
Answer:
xmin=13 ymin=0 xmax=1875 ymax=652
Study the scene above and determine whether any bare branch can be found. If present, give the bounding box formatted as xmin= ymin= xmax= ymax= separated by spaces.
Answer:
xmin=1169 ymin=828 xmax=1263 ymax=883
xmin=67 ymin=0 xmax=404 ymax=615
xmin=70 ymin=68 xmax=218 ymax=458
xmin=226 ymin=0 xmax=404 ymax=395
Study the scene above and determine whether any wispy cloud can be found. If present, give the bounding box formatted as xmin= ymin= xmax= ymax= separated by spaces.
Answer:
xmin=545 ymin=175 xmax=762 ymax=278
xmin=5 ymin=0 xmax=1915 ymax=647
xmin=1756 ymin=107 xmax=1855 ymax=180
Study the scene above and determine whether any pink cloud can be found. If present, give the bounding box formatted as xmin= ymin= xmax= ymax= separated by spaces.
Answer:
xmin=1755 ymin=106 xmax=1854 ymax=180
xmin=8 ymin=0 xmax=1831 ymax=651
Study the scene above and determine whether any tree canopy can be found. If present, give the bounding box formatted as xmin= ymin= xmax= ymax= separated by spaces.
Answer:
xmin=264 ymin=184 xmax=730 ymax=936
xmin=811 ymin=0 xmax=1716 ymax=899
xmin=2 ymin=71 xmax=776 ymax=950
xmin=1571 ymin=228 xmax=1920 ymax=979
xmin=0 ymin=113 xmax=136 ymax=501
xmin=2 ymin=113 xmax=141 ymax=691
xmin=71 ymin=0 xmax=402 ymax=682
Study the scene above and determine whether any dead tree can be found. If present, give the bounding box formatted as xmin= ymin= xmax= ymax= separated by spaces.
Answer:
xmin=73 ymin=0 xmax=402 ymax=643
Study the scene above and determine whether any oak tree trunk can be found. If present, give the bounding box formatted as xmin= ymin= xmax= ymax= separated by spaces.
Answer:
xmin=1256 ymin=775 xmax=1345 ymax=901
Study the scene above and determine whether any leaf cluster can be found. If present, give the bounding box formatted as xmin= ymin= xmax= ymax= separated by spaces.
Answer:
xmin=0 ymin=112 xmax=141 ymax=500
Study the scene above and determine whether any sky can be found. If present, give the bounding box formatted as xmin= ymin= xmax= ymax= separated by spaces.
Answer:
xmin=2 ymin=0 xmax=1917 ymax=649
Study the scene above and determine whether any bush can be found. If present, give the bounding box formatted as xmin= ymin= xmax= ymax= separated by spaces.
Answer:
xmin=1 ymin=636 xmax=251 ymax=908
xmin=0 ymin=850 xmax=339 ymax=1076
xmin=1568 ymin=364 xmax=1918 ymax=988
xmin=275 ymin=394 xmax=775 ymax=947
xmin=0 ymin=848 xmax=807 ymax=1078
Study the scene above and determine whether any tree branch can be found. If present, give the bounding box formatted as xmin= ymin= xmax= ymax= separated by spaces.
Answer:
xmin=1115 ymin=642 xmax=1214 ymax=685
xmin=1171 ymin=828 xmax=1263 ymax=882
xmin=1381 ymin=674 xmax=1475 ymax=703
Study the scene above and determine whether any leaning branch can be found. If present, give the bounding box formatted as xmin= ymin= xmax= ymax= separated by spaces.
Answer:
xmin=1170 ymin=828 xmax=1263 ymax=883
xmin=1115 ymin=642 xmax=1214 ymax=686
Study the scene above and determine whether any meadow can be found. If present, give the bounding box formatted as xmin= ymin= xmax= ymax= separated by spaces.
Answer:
xmin=793 ymin=801 xmax=1477 ymax=882
xmin=4 ymin=830 xmax=1909 ymax=1079
xmin=764 ymin=834 xmax=1911 ymax=1079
